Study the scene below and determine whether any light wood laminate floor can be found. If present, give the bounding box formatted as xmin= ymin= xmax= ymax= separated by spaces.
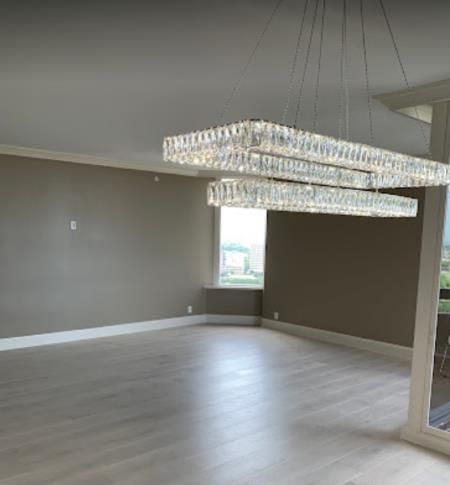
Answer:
xmin=0 ymin=324 xmax=449 ymax=484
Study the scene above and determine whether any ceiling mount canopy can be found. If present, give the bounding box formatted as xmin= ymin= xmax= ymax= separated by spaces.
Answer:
xmin=163 ymin=0 xmax=449 ymax=217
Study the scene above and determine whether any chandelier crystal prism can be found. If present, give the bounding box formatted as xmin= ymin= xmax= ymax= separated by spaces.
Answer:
xmin=207 ymin=178 xmax=418 ymax=218
xmin=163 ymin=119 xmax=450 ymax=189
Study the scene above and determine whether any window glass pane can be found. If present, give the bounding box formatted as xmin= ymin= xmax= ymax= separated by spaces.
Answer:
xmin=430 ymin=188 xmax=450 ymax=431
xmin=219 ymin=207 xmax=266 ymax=287
xmin=440 ymin=190 xmax=450 ymax=312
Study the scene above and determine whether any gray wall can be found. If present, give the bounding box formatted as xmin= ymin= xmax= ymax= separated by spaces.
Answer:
xmin=0 ymin=155 xmax=214 ymax=338
xmin=206 ymin=289 xmax=262 ymax=316
xmin=263 ymin=189 xmax=425 ymax=348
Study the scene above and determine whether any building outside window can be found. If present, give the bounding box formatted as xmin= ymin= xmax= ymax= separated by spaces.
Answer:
xmin=218 ymin=207 xmax=267 ymax=287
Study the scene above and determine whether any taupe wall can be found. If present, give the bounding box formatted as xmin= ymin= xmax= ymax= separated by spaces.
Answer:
xmin=0 ymin=155 xmax=428 ymax=345
xmin=0 ymin=155 xmax=214 ymax=338
xmin=263 ymin=189 xmax=425 ymax=348
xmin=206 ymin=289 xmax=262 ymax=316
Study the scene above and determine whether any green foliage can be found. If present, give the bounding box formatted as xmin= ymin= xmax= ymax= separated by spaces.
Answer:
xmin=439 ymin=300 xmax=450 ymax=313
xmin=440 ymin=272 xmax=450 ymax=289
xmin=221 ymin=243 xmax=248 ymax=254
xmin=220 ymin=274 xmax=264 ymax=286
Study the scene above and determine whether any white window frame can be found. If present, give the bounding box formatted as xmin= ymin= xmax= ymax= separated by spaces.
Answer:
xmin=207 ymin=205 xmax=266 ymax=290
xmin=212 ymin=206 xmax=222 ymax=287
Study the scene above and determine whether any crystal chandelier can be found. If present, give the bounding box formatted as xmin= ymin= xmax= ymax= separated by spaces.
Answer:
xmin=163 ymin=0 xmax=449 ymax=217
xmin=163 ymin=120 xmax=450 ymax=189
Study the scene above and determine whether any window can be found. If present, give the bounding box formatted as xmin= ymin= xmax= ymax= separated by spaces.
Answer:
xmin=217 ymin=207 xmax=267 ymax=287
xmin=439 ymin=188 xmax=450 ymax=313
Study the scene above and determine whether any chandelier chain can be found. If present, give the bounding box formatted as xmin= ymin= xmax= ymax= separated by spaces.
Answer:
xmin=294 ymin=0 xmax=320 ymax=127
xmin=218 ymin=0 xmax=284 ymax=124
xmin=313 ymin=0 xmax=326 ymax=132
xmin=281 ymin=0 xmax=310 ymax=125
xmin=378 ymin=0 xmax=429 ymax=153
xmin=360 ymin=0 xmax=374 ymax=146
xmin=338 ymin=0 xmax=349 ymax=140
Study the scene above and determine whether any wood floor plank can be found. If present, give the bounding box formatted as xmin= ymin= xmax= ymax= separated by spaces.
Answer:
xmin=0 ymin=325 xmax=448 ymax=485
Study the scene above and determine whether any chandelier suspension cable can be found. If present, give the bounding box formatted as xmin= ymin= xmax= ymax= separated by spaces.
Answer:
xmin=281 ymin=0 xmax=310 ymax=125
xmin=360 ymin=0 xmax=375 ymax=146
xmin=338 ymin=0 xmax=350 ymax=140
xmin=294 ymin=0 xmax=321 ymax=127
xmin=218 ymin=0 xmax=284 ymax=124
xmin=378 ymin=0 xmax=430 ymax=154
xmin=313 ymin=0 xmax=326 ymax=132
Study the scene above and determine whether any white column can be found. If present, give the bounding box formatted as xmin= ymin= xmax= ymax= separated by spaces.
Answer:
xmin=402 ymin=101 xmax=450 ymax=455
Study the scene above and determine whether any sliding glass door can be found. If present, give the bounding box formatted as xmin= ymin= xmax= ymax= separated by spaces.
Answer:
xmin=429 ymin=188 xmax=450 ymax=432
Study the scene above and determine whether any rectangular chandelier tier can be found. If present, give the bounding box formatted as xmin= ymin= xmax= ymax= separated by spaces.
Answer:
xmin=207 ymin=179 xmax=418 ymax=218
xmin=163 ymin=119 xmax=450 ymax=189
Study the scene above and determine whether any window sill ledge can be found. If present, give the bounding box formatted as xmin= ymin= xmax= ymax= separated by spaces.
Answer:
xmin=204 ymin=284 xmax=263 ymax=291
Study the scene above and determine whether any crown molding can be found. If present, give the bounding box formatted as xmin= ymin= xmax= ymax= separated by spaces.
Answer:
xmin=0 ymin=144 xmax=201 ymax=177
xmin=375 ymin=78 xmax=450 ymax=110
xmin=375 ymin=78 xmax=450 ymax=124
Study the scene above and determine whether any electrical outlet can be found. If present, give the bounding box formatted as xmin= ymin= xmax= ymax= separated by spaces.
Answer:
xmin=187 ymin=305 xmax=193 ymax=314
xmin=70 ymin=220 xmax=77 ymax=231
xmin=274 ymin=311 xmax=279 ymax=321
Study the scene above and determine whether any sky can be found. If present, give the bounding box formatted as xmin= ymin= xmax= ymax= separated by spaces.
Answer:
xmin=221 ymin=207 xmax=267 ymax=248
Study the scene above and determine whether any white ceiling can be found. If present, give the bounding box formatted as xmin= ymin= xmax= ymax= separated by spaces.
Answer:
xmin=2 ymin=0 xmax=450 ymax=173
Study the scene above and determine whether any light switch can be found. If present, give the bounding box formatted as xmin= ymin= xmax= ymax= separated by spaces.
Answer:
xmin=70 ymin=220 xmax=77 ymax=231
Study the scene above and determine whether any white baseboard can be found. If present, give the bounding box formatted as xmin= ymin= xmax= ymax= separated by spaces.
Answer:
xmin=206 ymin=314 xmax=261 ymax=326
xmin=0 ymin=315 xmax=206 ymax=352
xmin=261 ymin=318 xmax=413 ymax=361
xmin=0 ymin=314 xmax=263 ymax=352
xmin=0 ymin=315 xmax=411 ymax=357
